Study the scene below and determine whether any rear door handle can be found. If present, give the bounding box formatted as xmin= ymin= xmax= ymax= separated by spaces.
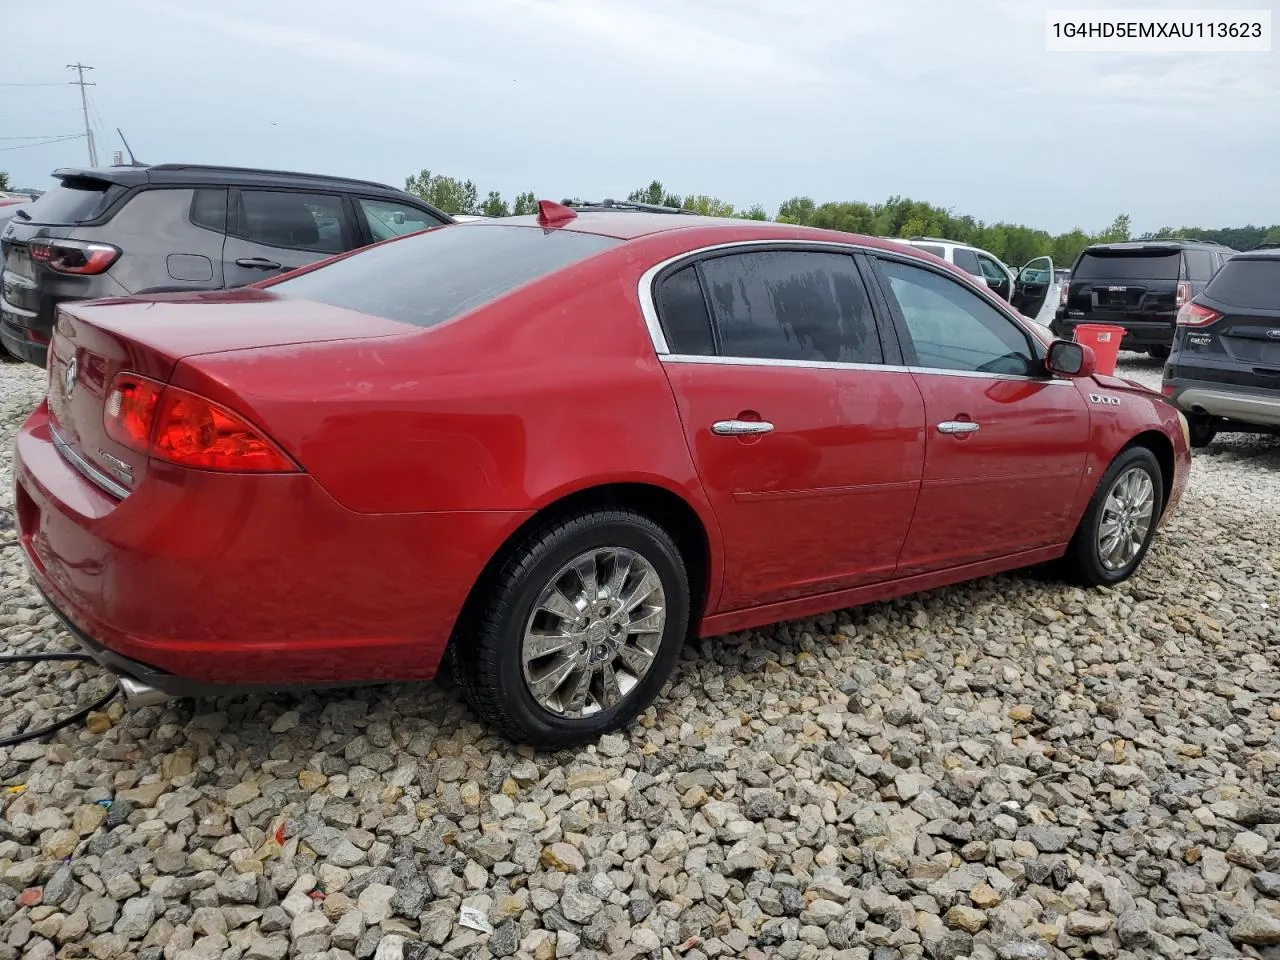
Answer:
xmin=712 ymin=419 xmax=774 ymax=436
xmin=937 ymin=420 xmax=980 ymax=435
xmin=235 ymin=257 xmax=283 ymax=270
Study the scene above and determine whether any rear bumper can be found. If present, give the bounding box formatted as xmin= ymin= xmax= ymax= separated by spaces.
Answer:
xmin=13 ymin=401 xmax=531 ymax=693
xmin=1167 ymin=377 xmax=1280 ymax=428
xmin=1053 ymin=316 xmax=1175 ymax=349
xmin=0 ymin=313 xmax=49 ymax=367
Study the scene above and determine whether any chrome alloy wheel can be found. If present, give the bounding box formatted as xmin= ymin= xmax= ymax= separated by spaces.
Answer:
xmin=521 ymin=547 xmax=666 ymax=718
xmin=1097 ymin=465 xmax=1155 ymax=571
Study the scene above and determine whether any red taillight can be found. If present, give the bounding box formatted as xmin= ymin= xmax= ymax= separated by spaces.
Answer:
xmin=1176 ymin=302 xmax=1221 ymax=327
xmin=1175 ymin=281 xmax=1191 ymax=306
xmin=1161 ymin=384 xmax=1175 ymax=396
xmin=28 ymin=239 xmax=121 ymax=276
xmin=1059 ymin=283 xmax=1069 ymax=306
xmin=104 ymin=373 xmax=297 ymax=473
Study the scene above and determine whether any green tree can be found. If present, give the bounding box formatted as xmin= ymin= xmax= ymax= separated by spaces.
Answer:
xmin=736 ymin=204 xmax=769 ymax=221
xmin=404 ymin=169 xmax=479 ymax=215
xmin=681 ymin=194 xmax=735 ymax=217
xmin=0 ymin=171 xmax=9 ymax=191
xmin=627 ymin=180 xmax=684 ymax=208
xmin=480 ymin=191 xmax=510 ymax=218
xmin=1096 ymin=214 xmax=1132 ymax=244
xmin=512 ymin=192 xmax=537 ymax=216
xmin=776 ymin=196 xmax=816 ymax=225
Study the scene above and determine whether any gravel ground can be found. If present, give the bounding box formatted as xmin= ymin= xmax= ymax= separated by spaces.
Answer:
xmin=1 ymin=354 xmax=1278 ymax=960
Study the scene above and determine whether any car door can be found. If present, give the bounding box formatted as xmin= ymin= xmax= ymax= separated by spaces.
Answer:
xmin=653 ymin=246 xmax=927 ymax=610
xmin=976 ymin=253 xmax=1013 ymax=302
xmin=868 ymin=254 xmax=1090 ymax=574
xmin=1012 ymin=255 xmax=1056 ymax=324
xmin=222 ymin=188 xmax=354 ymax=287
xmin=354 ymin=196 xmax=447 ymax=246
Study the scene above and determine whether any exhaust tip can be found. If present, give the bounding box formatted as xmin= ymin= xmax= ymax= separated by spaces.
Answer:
xmin=117 ymin=675 xmax=174 ymax=709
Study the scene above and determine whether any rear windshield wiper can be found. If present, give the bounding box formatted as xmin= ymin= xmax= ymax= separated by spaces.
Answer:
xmin=14 ymin=209 xmax=31 ymax=221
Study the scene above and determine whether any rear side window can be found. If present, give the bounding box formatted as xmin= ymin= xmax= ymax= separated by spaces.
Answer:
xmin=24 ymin=178 xmax=123 ymax=224
xmin=267 ymin=224 xmax=621 ymax=328
xmin=655 ymin=266 xmax=715 ymax=356
xmin=1184 ymin=249 xmax=1214 ymax=282
xmin=233 ymin=190 xmax=348 ymax=254
xmin=913 ymin=244 xmax=946 ymax=258
xmin=697 ymin=250 xmax=883 ymax=364
xmin=1203 ymin=258 xmax=1280 ymax=309
xmin=1074 ymin=250 xmax=1181 ymax=281
xmin=190 ymin=188 xmax=227 ymax=233
xmin=952 ymin=248 xmax=981 ymax=275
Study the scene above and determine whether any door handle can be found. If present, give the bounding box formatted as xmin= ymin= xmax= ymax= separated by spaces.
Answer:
xmin=235 ymin=257 xmax=283 ymax=270
xmin=712 ymin=419 xmax=774 ymax=436
xmin=937 ymin=420 xmax=980 ymax=435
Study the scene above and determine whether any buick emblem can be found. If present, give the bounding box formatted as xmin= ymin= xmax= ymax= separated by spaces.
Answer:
xmin=63 ymin=357 xmax=78 ymax=398
xmin=1267 ymin=330 xmax=1280 ymax=340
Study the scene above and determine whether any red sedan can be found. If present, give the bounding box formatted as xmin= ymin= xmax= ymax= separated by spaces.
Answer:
xmin=13 ymin=202 xmax=1191 ymax=746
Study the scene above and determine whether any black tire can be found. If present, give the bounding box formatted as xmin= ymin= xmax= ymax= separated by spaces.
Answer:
xmin=1062 ymin=446 xmax=1164 ymax=587
xmin=453 ymin=508 xmax=690 ymax=748
xmin=1147 ymin=346 xmax=1171 ymax=360
xmin=1188 ymin=416 xmax=1218 ymax=449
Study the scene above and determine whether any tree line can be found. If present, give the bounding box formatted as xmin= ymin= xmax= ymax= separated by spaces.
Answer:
xmin=404 ymin=170 xmax=1280 ymax=266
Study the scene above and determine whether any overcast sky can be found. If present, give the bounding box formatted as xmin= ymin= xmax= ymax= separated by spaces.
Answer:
xmin=2 ymin=0 xmax=1276 ymax=235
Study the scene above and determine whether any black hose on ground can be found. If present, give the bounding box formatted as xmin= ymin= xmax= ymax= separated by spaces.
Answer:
xmin=0 ymin=653 xmax=120 ymax=747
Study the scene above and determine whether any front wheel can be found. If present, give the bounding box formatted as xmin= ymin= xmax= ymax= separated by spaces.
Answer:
xmin=453 ymin=509 xmax=690 ymax=748
xmin=1062 ymin=447 xmax=1164 ymax=587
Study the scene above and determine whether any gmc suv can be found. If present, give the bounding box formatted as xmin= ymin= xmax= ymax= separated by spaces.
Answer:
xmin=1 ymin=164 xmax=452 ymax=366
xmin=1053 ymin=239 xmax=1237 ymax=359
xmin=1163 ymin=247 xmax=1280 ymax=446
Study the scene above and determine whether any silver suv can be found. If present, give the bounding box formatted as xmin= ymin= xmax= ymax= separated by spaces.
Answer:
xmin=1 ymin=163 xmax=452 ymax=366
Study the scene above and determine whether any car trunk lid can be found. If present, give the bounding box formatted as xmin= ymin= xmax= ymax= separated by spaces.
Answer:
xmin=47 ymin=290 xmax=418 ymax=496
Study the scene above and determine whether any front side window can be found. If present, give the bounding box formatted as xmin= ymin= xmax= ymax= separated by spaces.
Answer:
xmin=697 ymin=250 xmax=883 ymax=364
xmin=233 ymin=190 xmax=348 ymax=254
xmin=358 ymin=198 xmax=441 ymax=241
xmin=879 ymin=258 xmax=1035 ymax=376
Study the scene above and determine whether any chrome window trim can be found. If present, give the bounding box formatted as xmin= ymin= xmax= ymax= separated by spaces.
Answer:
xmin=636 ymin=238 xmax=1056 ymax=378
xmin=659 ymin=353 xmax=1071 ymax=384
xmin=50 ymin=425 xmax=130 ymax=500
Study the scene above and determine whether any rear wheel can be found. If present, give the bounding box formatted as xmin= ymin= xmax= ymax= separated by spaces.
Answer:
xmin=1147 ymin=346 xmax=1171 ymax=360
xmin=1188 ymin=416 xmax=1218 ymax=448
xmin=453 ymin=509 xmax=690 ymax=748
xmin=1062 ymin=446 xmax=1164 ymax=587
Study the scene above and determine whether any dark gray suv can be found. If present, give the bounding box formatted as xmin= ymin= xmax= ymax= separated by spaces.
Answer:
xmin=1 ymin=163 xmax=452 ymax=366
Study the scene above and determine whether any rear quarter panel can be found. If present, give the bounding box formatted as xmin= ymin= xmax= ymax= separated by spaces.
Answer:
xmin=1066 ymin=375 xmax=1191 ymax=524
xmin=173 ymin=239 xmax=726 ymax=590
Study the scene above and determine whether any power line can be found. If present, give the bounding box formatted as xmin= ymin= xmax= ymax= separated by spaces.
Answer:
xmin=0 ymin=135 xmax=85 ymax=153
xmin=66 ymin=63 xmax=97 ymax=166
xmin=0 ymin=82 xmax=70 ymax=87
xmin=0 ymin=135 xmax=82 ymax=140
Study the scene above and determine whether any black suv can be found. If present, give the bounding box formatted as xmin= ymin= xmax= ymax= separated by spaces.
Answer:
xmin=1052 ymin=239 xmax=1237 ymax=358
xmin=1163 ymin=247 xmax=1280 ymax=446
xmin=1 ymin=163 xmax=452 ymax=366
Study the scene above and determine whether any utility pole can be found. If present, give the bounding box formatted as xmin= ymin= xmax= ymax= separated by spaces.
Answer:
xmin=66 ymin=63 xmax=97 ymax=167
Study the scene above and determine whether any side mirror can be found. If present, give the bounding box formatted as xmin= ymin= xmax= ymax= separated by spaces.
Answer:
xmin=1045 ymin=339 xmax=1096 ymax=378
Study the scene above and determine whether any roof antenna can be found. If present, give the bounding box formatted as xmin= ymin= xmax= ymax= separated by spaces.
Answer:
xmin=116 ymin=128 xmax=143 ymax=167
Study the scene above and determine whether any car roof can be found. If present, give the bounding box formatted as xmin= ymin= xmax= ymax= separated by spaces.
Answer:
xmin=1084 ymin=239 xmax=1234 ymax=252
xmin=1230 ymin=247 xmax=1280 ymax=261
xmin=474 ymin=211 xmax=930 ymax=249
xmin=49 ymin=163 xmax=412 ymax=196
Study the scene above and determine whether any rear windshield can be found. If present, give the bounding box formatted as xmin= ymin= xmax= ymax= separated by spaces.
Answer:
xmin=1203 ymin=258 xmax=1280 ymax=309
xmin=267 ymin=224 xmax=622 ymax=328
xmin=24 ymin=178 xmax=123 ymax=224
xmin=1073 ymin=250 xmax=1181 ymax=282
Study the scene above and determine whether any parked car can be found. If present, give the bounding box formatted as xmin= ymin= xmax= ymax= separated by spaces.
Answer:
xmin=15 ymin=203 xmax=1191 ymax=746
xmin=1053 ymin=239 xmax=1237 ymax=359
xmin=1 ymin=163 xmax=452 ymax=367
xmin=888 ymin=237 xmax=1060 ymax=327
xmin=1162 ymin=246 xmax=1280 ymax=446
